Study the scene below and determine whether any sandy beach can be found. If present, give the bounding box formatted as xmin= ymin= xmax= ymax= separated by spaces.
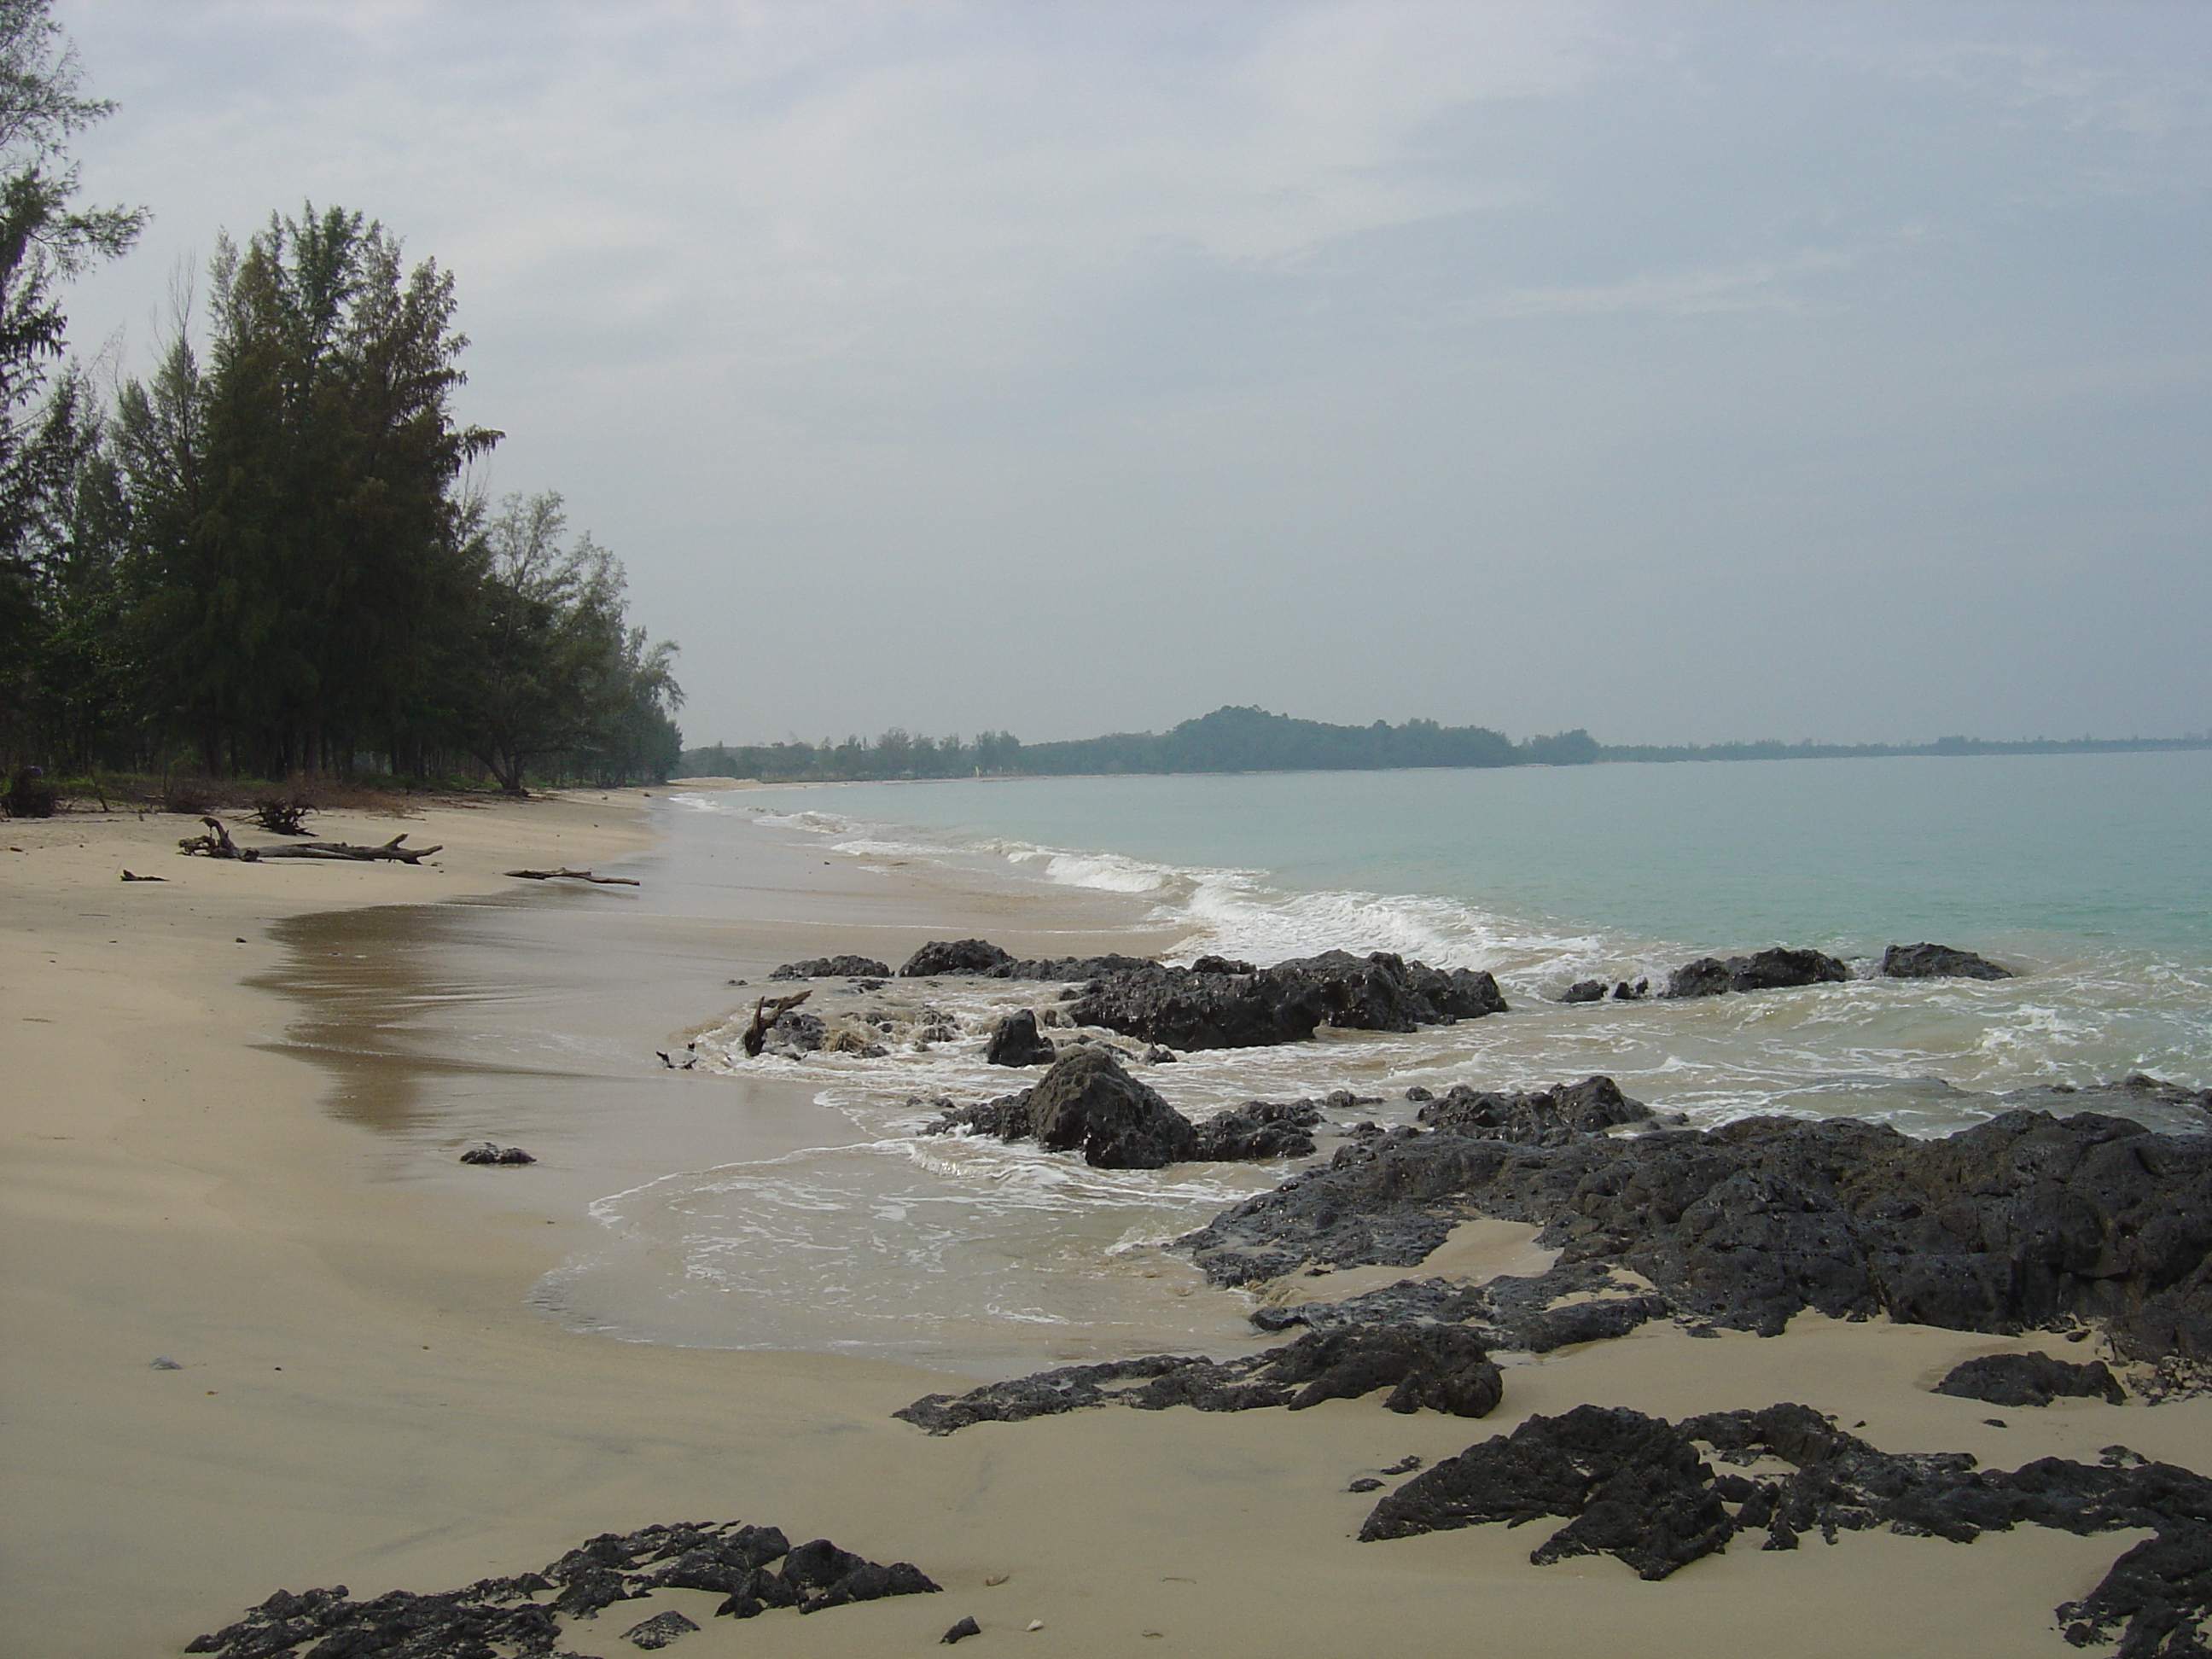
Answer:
xmin=3 ymin=792 xmax=2206 ymax=1658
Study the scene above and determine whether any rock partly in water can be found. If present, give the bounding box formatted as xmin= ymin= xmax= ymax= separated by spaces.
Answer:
xmin=1066 ymin=950 xmax=1507 ymax=1051
xmin=1880 ymin=942 xmax=2015 ymax=981
xmin=1358 ymin=1400 xmax=2212 ymax=1658
xmin=1558 ymin=980 xmax=1606 ymax=1004
xmin=930 ymin=1050 xmax=1322 ymax=1167
xmin=459 ymin=1143 xmax=535 ymax=1165
xmin=895 ymin=1324 xmax=1502 ymax=1435
xmin=770 ymin=955 xmax=894 ymax=981
xmin=1935 ymin=1352 xmax=2127 ymax=1407
xmin=1611 ymin=978 xmax=1649 ymax=1001
xmin=1176 ymin=1106 xmax=2212 ymax=1363
xmin=186 ymin=1520 xmax=940 ymax=1657
xmin=983 ymin=1009 xmax=1057 ymax=1068
xmin=1662 ymin=948 xmax=1851 ymax=998
xmin=1414 ymin=1075 xmax=1652 ymax=1146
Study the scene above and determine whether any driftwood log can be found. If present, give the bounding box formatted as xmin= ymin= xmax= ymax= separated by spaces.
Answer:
xmin=504 ymin=867 xmax=641 ymax=886
xmin=178 ymin=818 xmax=441 ymax=864
xmin=742 ymin=989 xmax=812 ymax=1058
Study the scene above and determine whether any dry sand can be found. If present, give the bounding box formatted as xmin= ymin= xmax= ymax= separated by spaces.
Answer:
xmin=2 ymin=793 xmax=2204 ymax=1657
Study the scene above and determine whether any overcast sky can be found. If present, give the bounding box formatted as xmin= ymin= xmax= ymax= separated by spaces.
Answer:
xmin=56 ymin=1 xmax=2210 ymax=748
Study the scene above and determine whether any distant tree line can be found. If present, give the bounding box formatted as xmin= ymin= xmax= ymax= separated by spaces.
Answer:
xmin=678 ymin=706 xmax=1597 ymax=781
xmin=1594 ymin=734 xmax=2211 ymax=763
xmin=0 ymin=4 xmax=680 ymax=793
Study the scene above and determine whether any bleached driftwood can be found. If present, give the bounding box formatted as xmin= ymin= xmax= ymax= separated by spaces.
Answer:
xmin=178 ymin=817 xmax=440 ymax=864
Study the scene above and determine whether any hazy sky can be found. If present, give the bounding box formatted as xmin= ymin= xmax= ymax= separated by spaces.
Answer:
xmin=57 ymin=1 xmax=2210 ymax=748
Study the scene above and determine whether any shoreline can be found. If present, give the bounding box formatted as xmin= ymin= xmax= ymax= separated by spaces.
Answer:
xmin=3 ymin=793 xmax=2208 ymax=1656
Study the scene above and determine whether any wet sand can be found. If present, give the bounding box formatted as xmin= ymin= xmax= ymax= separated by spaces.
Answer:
xmin=2 ymin=789 xmax=2204 ymax=1657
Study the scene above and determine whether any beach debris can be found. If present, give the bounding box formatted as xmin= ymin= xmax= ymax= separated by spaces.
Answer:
xmin=1177 ymin=1097 xmax=2212 ymax=1365
xmin=984 ymin=1574 xmax=1009 ymax=1586
xmin=942 ymin=1615 xmax=983 ymax=1643
xmin=1935 ymin=1351 xmax=2127 ymax=1407
xmin=504 ymin=866 xmax=641 ymax=885
xmin=741 ymin=989 xmax=812 ymax=1057
xmin=1027 ymin=1620 xmax=1045 ymax=1632
xmin=1660 ymin=946 xmax=1850 ymax=998
xmin=895 ymin=1323 xmax=1501 ymax=1435
xmin=985 ymin=1008 xmax=1057 ymax=1067
xmin=148 ymin=1357 xmax=183 ymax=1370
xmin=1381 ymin=1455 xmax=1423 ymax=1475
xmin=458 ymin=1143 xmax=536 ymax=1165
xmin=928 ymin=1050 xmax=1322 ymax=1169
xmin=1881 ymin=941 xmax=2015 ymax=980
xmin=178 ymin=816 xmax=442 ymax=864
xmin=188 ymin=1521 xmax=941 ymax=1658
xmin=770 ymin=954 xmax=893 ymax=980
xmin=624 ymin=1610 xmax=700 ymax=1648
xmin=119 ymin=869 xmax=165 ymax=881
xmin=248 ymin=796 xmax=315 ymax=835
xmin=656 ymin=1045 xmax=700 ymax=1069
xmin=1360 ymin=1400 xmax=2212 ymax=1656
xmin=1347 ymin=1477 xmax=1384 ymax=1493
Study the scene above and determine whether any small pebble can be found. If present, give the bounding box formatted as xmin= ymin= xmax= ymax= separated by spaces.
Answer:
xmin=942 ymin=1615 xmax=982 ymax=1644
xmin=984 ymin=1573 xmax=1009 ymax=1586
xmin=1985 ymin=1417 xmax=2008 ymax=1429
xmin=1027 ymin=1619 xmax=1045 ymax=1632
xmin=148 ymin=1357 xmax=183 ymax=1370
xmin=1347 ymin=1477 xmax=1383 ymax=1493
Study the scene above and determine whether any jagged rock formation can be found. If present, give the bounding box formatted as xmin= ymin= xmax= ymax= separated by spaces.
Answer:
xmin=1177 ymin=1107 xmax=2212 ymax=1361
xmin=185 ymin=1521 xmax=940 ymax=1656
xmin=1359 ymin=1402 xmax=2212 ymax=1657
xmin=897 ymin=939 xmax=1154 ymax=981
xmin=769 ymin=955 xmax=894 ymax=981
xmin=1251 ymin=1262 xmax=1670 ymax=1354
xmin=1936 ymin=1351 xmax=2127 ymax=1407
xmin=928 ymin=1050 xmax=1320 ymax=1167
xmin=1412 ymin=1076 xmax=1654 ymax=1145
xmin=894 ymin=1324 xmax=1502 ymax=1435
xmin=1880 ymin=942 xmax=2015 ymax=980
xmin=1662 ymin=947 xmax=1851 ymax=998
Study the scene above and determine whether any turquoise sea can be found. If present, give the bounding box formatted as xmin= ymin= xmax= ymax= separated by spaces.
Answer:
xmin=445 ymin=752 xmax=2212 ymax=1369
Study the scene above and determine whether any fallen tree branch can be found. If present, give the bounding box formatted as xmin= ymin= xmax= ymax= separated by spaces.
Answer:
xmin=177 ymin=818 xmax=440 ymax=864
xmin=742 ymin=989 xmax=812 ymax=1057
xmin=504 ymin=867 xmax=641 ymax=886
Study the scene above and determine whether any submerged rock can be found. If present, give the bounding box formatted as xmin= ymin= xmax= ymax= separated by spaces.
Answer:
xmin=1357 ymin=1400 xmax=2212 ymax=1658
xmin=459 ymin=1143 xmax=536 ymax=1165
xmin=1880 ymin=942 xmax=2015 ymax=981
xmin=1177 ymin=1106 xmax=2212 ymax=1362
xmin=1662 ymin=947 xmax=1851 ymax=998
xmin=894 ymin=1324 xmax=1502 ymax=1435
xmin=770 ymin=955 xmax=894 ymax=981
xmin=1935 ymin=1352 xmax=2127 ymax=1407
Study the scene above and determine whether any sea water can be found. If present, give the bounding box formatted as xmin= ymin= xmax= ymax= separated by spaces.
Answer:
xmin=524 ymin=752 xmax=2210 ymax=1371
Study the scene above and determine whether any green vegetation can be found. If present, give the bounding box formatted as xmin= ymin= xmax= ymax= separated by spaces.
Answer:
xmin=0 ymin=3 xmax=678 ymax=796
xmin=678 ymin=706 xmax=1595 ymax=781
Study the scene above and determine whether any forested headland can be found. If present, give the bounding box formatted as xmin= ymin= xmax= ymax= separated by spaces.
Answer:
xmin=0 ymin=3 xmax=680 ymax=802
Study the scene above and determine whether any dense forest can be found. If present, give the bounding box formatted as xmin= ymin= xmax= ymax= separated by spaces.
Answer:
xmin=0 ymin=2 xmax=680 ymax=798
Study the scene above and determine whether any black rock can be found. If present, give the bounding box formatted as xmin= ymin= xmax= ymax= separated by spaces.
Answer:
xmin=1176 ymin=1106 xmax=2212 ymax=1363
xmin=1348 ymin=1476 xmax=1384 ymax=1493
xmin=770 ymin=955 xmax=894 ymax=981
xmin=1881 ymin=942 xmax=2015 ymax=981
xmin=1064 ymin=950 xmax=1506 ymax=1051
xmin=984 ymin=1009 xmax=1057 ymax=1068
xmin=900 ymin=939 xmax=1018 ymax=976
xmin=895 ymin=1324 xmax=1502 ymax=1435
xmin=1662 ymin=948 xmax=1851 ymax=998
xmin=1193 ymin=1099 xmax=1322 ymax=1161
xmin=930 ymin=1055 xmax=1324 ymax=1168
xmin=1559 ymin=980 xmax=1606 ymax=1004
xmin=459 ymin=1143 xmax=536 ymax=1165
xmin=1936 ymin=1352 xmax=2127 ymax=1407
xmin=942 ymin=1615 xmax=983 ymax=1644
xmin=625 ymin=1609 xmax=701 ymax=1649
xmin=1356 ymin=1400 xmax=2212 ymax=1658
xmin=1252 ymin=1262 xmax=1670 ymax=1356
xmin=1611 ymin=979 xmax=1649 ymax=1000
xmin=1414 ymin=1075 xmax=1651 ymax=1147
